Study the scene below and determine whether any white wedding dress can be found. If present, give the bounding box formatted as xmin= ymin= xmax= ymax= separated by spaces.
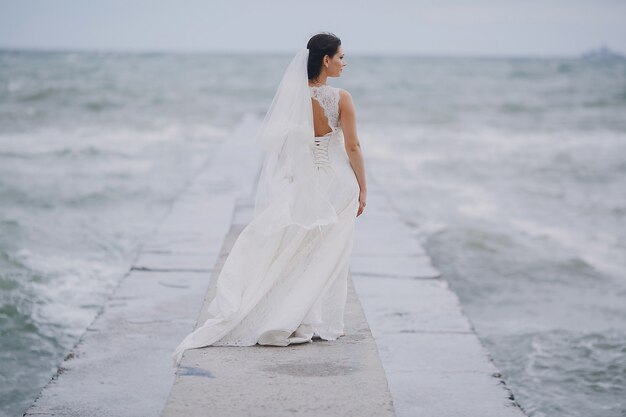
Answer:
xmin=172 ymin=84 xmax=360 ymax=366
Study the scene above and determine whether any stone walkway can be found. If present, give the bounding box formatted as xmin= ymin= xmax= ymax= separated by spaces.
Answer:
xmin=25 ymin=116 xmax=527 ymax=417
xmin=161 ymin=207 xmax=395 ymax=416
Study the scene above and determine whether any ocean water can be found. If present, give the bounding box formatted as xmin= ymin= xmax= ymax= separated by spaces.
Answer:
xmin=1 ymin=50 xmax=625 ymax=416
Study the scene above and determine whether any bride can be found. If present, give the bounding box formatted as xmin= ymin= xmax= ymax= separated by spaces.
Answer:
xmin=172 ymin=32 xmax=367 ymax=367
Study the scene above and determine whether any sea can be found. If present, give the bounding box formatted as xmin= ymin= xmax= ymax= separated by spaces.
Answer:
xmin=1 ymin=49 xmax=625 ymax=417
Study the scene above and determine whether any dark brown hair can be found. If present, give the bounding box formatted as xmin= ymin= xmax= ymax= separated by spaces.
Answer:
xmin=306 ymin=32 xmax=341 ymax=81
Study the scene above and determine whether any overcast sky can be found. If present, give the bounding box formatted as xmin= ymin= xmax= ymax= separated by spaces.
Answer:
xmin=1 ymin=0 xmax=625 ymax=57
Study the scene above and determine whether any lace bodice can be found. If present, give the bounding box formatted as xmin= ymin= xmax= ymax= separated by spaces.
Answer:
xmin=309 ymin=85 xmax=341 ymax=169
xmin=309 ymin=84 xmax=340 ymax=130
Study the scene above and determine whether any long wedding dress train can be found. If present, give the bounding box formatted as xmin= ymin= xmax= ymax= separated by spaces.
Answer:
xmin=172 ymin=83 xmax=359 ymax=366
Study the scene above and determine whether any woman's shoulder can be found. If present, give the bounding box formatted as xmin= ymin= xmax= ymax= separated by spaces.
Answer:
xmin=335 ymin=86 xmax=351 ymax=95
xmin=336 ymin=88 xmax=353 ymax=110
xmin=312 ymin=84 xmax=350 ymax=97
xmin=336 ymin=87 xmax=352 ymax=102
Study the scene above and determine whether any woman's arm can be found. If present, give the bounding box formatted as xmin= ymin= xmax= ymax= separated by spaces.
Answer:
xmin=339 ymin=89 xmax=367 ymax=217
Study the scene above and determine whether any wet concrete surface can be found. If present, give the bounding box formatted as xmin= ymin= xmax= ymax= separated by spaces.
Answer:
xmin=25 ymin=117 xmax=526 ymax=417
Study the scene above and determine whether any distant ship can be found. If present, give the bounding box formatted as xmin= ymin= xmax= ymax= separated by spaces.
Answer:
xmin=581 ymin=46 xmax=625 ymax=61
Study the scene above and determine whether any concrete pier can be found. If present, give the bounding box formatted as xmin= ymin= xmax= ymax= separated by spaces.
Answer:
xmin=161 ymin=216 xmax=395 ymax=417
xmin=350 ymin=175 xmax=526 ymax=417
xmin=25 ymin=117 xmax=527 ymax=417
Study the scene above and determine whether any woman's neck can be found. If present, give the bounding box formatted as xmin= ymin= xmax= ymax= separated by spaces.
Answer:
xmin=308 ymin=74 xmax=328 ymax=86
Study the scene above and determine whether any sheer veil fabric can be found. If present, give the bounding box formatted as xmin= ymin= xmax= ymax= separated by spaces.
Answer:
xmin=172 ymin=48 xmax=359 ymax=367
xmin=253 ymin=48 xmax=339 ymax=232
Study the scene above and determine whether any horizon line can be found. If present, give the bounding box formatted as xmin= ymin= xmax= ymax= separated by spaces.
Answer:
xmin=1 ymin=44 xmax=622 ymax=60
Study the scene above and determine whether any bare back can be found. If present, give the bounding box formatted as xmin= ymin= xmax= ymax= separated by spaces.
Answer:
xmin=309 ymin=85 xmax=341 ymax=137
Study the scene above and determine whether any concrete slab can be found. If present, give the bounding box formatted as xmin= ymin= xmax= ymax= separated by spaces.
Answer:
xmin=23 ymin=268 xmax=214 ymax=417
xmin=388 ymin=371 xmax=523 ymax=417
xmin=353 ymin=277 xmax=474 ymax=334
xmin=24 ymin=118 xmax=264 ymax=417
xmin=24 ymin=114 xmax=526 ymax=417
xmin=134 ymin=252 xmax=218 ymax=272
xmin=353 ymin=210 xmax=426 ymax=257
xmin=161 ymin=223 xmax=396 ymax=417
xmin=351 ymin=254 xmax=441 ymax=279
xmin=351 ymin=180 xmax=526 ymax=417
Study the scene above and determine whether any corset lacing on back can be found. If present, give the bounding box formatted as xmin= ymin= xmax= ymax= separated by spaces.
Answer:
xmin=309 ymin=84 xmax=340 ymax=170
xmin=312 ymin=136 xmax=332 ymax=168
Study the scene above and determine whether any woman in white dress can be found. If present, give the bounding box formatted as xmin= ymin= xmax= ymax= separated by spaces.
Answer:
xmin=172 ymin=32 xmax=367 ymax=367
